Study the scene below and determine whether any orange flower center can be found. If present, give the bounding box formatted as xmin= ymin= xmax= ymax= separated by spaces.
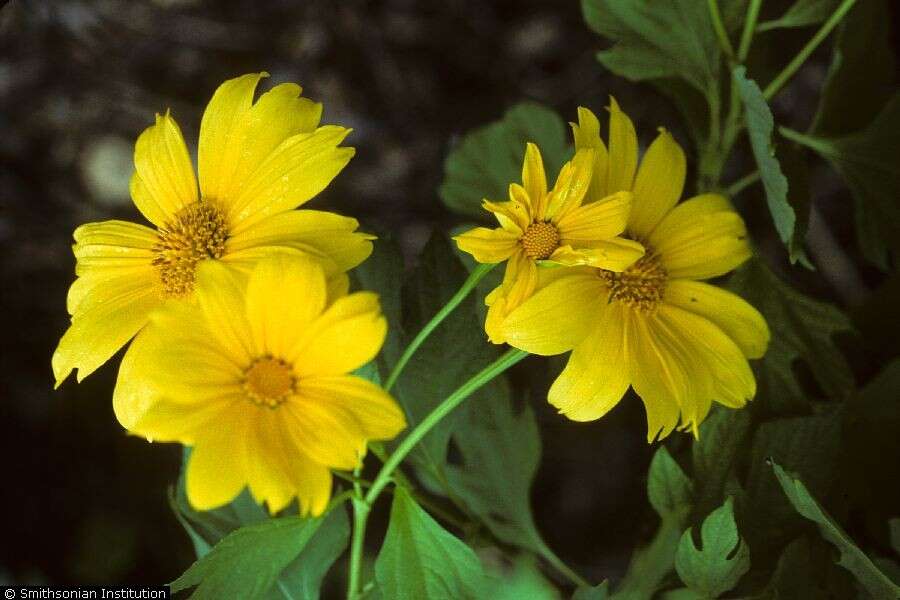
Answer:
xmin=152 ymin=200 xmax=228 ymax=298
xmin=520 ymin=221 xmax=560 ymax=260
xmin=598 ymin=247 xmax=667 ymax=311
xmin=242 ymin=356 xmax=296 ymax=408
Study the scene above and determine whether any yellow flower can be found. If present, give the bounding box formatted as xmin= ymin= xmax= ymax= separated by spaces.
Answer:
xmin=499 ymin=104 xmax=770 ymax=441
xmin=118 ymin=255 xmax=406 ymax=515
xmin=53 ymin=72 xmax=372 ymax=387
xmin=453 ymin=142 xmax=644 ymax=343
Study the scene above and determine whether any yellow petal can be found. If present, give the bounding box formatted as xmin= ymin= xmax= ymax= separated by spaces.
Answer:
xmin=186 ymin=414 xmax=248 ymax=511
xmin=291 ymin=292 xmax=386 ymax=375
xmin=226 ymin=209 xmax=373 ymax=273
xmin=508 ymin=183 xmax=537 ymax=224
xmin=549 ymin=237 xmax=644 ymax=271
xmin=484 ymin=198 xmax=529 ymax=234
xmin=52 ymin=273 xmax=160 ymax=386
xmin=606 ymin=97 xmax=638 ymax=194
xmin=193 ymin=261 xmax=256 ymax=364
xmin=130 ymin=113 xmax=199 ymax=227
xmin=629 ymin=129 xmax=687 ymax=239
xmin=650 ymin=194 xmax=752 ymax=280
xmin=245 ymin=254 xmax=328 ymax=359
xmin=570 ymin=106 xmax=610 ymax=201
xmin=204 ymin=81 xmax=324 ymax=207
xmin=659 ymin=305 xmax=756 ymax=410
xmin=72 ymin=220 xmax=157 ymax=275
xmin=548 ymin=302 xmax=629 ymax=421
xmin=453 ymin=227 xmax=520 ymax=264
xmin=297 ymin=376 xmax=406 ymax=441
xmin=198 ymin=72 xmax=267 ymax=203
xmin=502 ymin=271 xmax=603 ymax=355
xmin=627 ymin=312 xmax=700 ymax=442
xmin=556 ymin=190 xmax=631 ymax=243
xmin=228 ymin=126 xmax=355 ymax=231
xmin=545 ymin=148 xmax=594 ymax=221
xmin=664 ymin=280 xmax=769 ymax=359
xmin=521 ymin=143 xmax=548 ymax=210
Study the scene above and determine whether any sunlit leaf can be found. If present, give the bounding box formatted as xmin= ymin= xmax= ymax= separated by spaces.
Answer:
xmin=675 ymin=498 xmax=750 ymax=598
xmin=440 ymin=103 xmax=570 ymax=219
xmin=771 ymin=462 xmax=900 ymax=598
xmin=374 ymin=487 xmax=484 ymax=599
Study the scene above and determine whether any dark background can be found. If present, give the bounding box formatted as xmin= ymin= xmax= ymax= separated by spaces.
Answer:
xmin=1 ymin=0 xmax=897 ymax=590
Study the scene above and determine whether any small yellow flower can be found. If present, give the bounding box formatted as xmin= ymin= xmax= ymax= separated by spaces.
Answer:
xmin=453 ymin=142 xmax=644 ymax=343
xmin=53 ymin=72 xmax=372 ymax=387
xmin=119 ymin=255 xmax=406 ymax=515
xmin=499 ymin=104 xmax=770 ymax=441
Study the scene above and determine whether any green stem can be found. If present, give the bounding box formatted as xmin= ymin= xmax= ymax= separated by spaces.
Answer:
xmin=707 ymin=0 xmax=735 ymax=60
xmin=738 ymin=0 xmax=762 ymax=61
xmin=384 ymin=262 xmax=497 ymax=392
xmin=726 ymin=170 xmax=760 ymax=197
xmin=779 ymin=126 xmax=831 ymax=154
xmin=347 ymin=496 xmax=369 ymax=600
xmin=763 ymin=0 xmax=857 ymax=100
xmin=367 ymin=348 xmax=527 ymax=505
xmin=542 ymin=545 xmax=591 ymax=588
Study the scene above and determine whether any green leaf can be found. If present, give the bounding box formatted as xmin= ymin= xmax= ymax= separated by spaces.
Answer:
xmin=733 ymin=66 xmax=807 ymax=264
xmin=581 ymin=0 xmax=720 ymax=97
xmin=675 ymin=498 xmax=750 ymax=598
xmin=572 ymin=581 xmax=610 ymax=600
xmin=439 ymin=103 xmax=570 ymax=219
xmin=486 ymin=558 xmax=560 ymax=600
xmin=443 ymin=379 xmax=550 ymax=558
xmin=374 ymin=487 xmax=484 ymax=600
xmin=771 ymin=462 xmax=900 ymax=598
xmin=784 ymin=95 xmax=900 ymax=271
xmin=691 ymin=407 xmax=752 ymax=520
xmin=756 ymin=0 xmax=841 ymax=32
xmin=171 ymin=514 xmax=334 ymax=600
xmin=728 ymin=259 xmax=854 ymax=412
xmin=744 ymin=409 xmax=842 ymax=554
xmin=647 ymin=447 xmax=693 ymax=519
xmin=812 ymin=0 xmax=896 ymax=138
xmin=767 ymin=536 xmax=857 ymax=599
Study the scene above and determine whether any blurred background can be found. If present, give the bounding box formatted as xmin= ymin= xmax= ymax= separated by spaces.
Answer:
xmin=1 ymin=0 xmax=897 ymax=590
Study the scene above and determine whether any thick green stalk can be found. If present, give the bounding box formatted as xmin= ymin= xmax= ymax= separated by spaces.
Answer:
xmin=384 ymin=262 xmax=497 ymax=392
xmin=763 ymin=0 xmax=857 ymax=100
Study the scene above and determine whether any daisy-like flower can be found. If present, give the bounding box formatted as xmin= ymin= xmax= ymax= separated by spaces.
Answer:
xmin=120 ymin=255 xmax=406 ymax=515
xmin=52 ymin=72 xmax=372 ymax=388
xmin=499 ymin=104 xmax=770 ymax=441
xmin=453 ymin=142 xmax=644 ymax=343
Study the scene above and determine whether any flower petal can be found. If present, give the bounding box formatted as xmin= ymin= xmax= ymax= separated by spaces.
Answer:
xmin=665 ymin=280 xmax=769 ymax=359
xmin=545 ymin=148 xmax=594 ymax=221
xmin=650 ymin=194 xmax=752 ymax=280
xmin=245 ymin=254 xmax=328 ymax=359
xmin=556 ymin=190 xmax=631 ymax=243
xmin=228 ymin=126 xmax=355 ymax=232
xmin=453 ymin=227 xmax=520 ymax=264
xmin=570 ymin=106 xmax=610 ymax=202
xmin=629 ymin=129 xmax=686 ymax=239
xmin=291 ymin=292 xmax=386 ymax=375
xmin=548 ymin=237 xmax=644 ymax=271
xmin=627 ymin=312 xmax=701 ymax=441
xmin=549 ymin=301 xmax=629 ymax=421
xmin=52 ymin=273 xmax=160 ymax=386
xmin=522 ymin=143 xmax=548 ymax=211
xmin=606 ymin=97 xmax=638 ymax=194
xmin=193 ymin=261 xmax=256 ymax=364
xmin=186 ymin=412 xmax=249 ymax=511
xmin=484 ymin=197 xmax=529 ymax=234
xmin=130 ymin=113 xmax=198 ymax=227
xmin=72 ymin=220 xmax=157 ymax=274
xmin=502 ymin=270 xmax=603 ymax=355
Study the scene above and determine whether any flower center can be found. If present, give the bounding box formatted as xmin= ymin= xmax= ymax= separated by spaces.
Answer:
xmin=598 ymin=247 xmax=667 ymax=311
xmin=152 ymin=200 xmax=228 ymax=298
xmin=520 ymin=221 xmax=560 ymax=260
xmin=242 ymin=356 xmax=296 ymax=408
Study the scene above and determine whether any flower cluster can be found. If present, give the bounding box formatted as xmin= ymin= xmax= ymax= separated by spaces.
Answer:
xmin=456 ymin=100 xmax=770 ymax=441
xmin=52 ymin=73 xmax=406 ymax=515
